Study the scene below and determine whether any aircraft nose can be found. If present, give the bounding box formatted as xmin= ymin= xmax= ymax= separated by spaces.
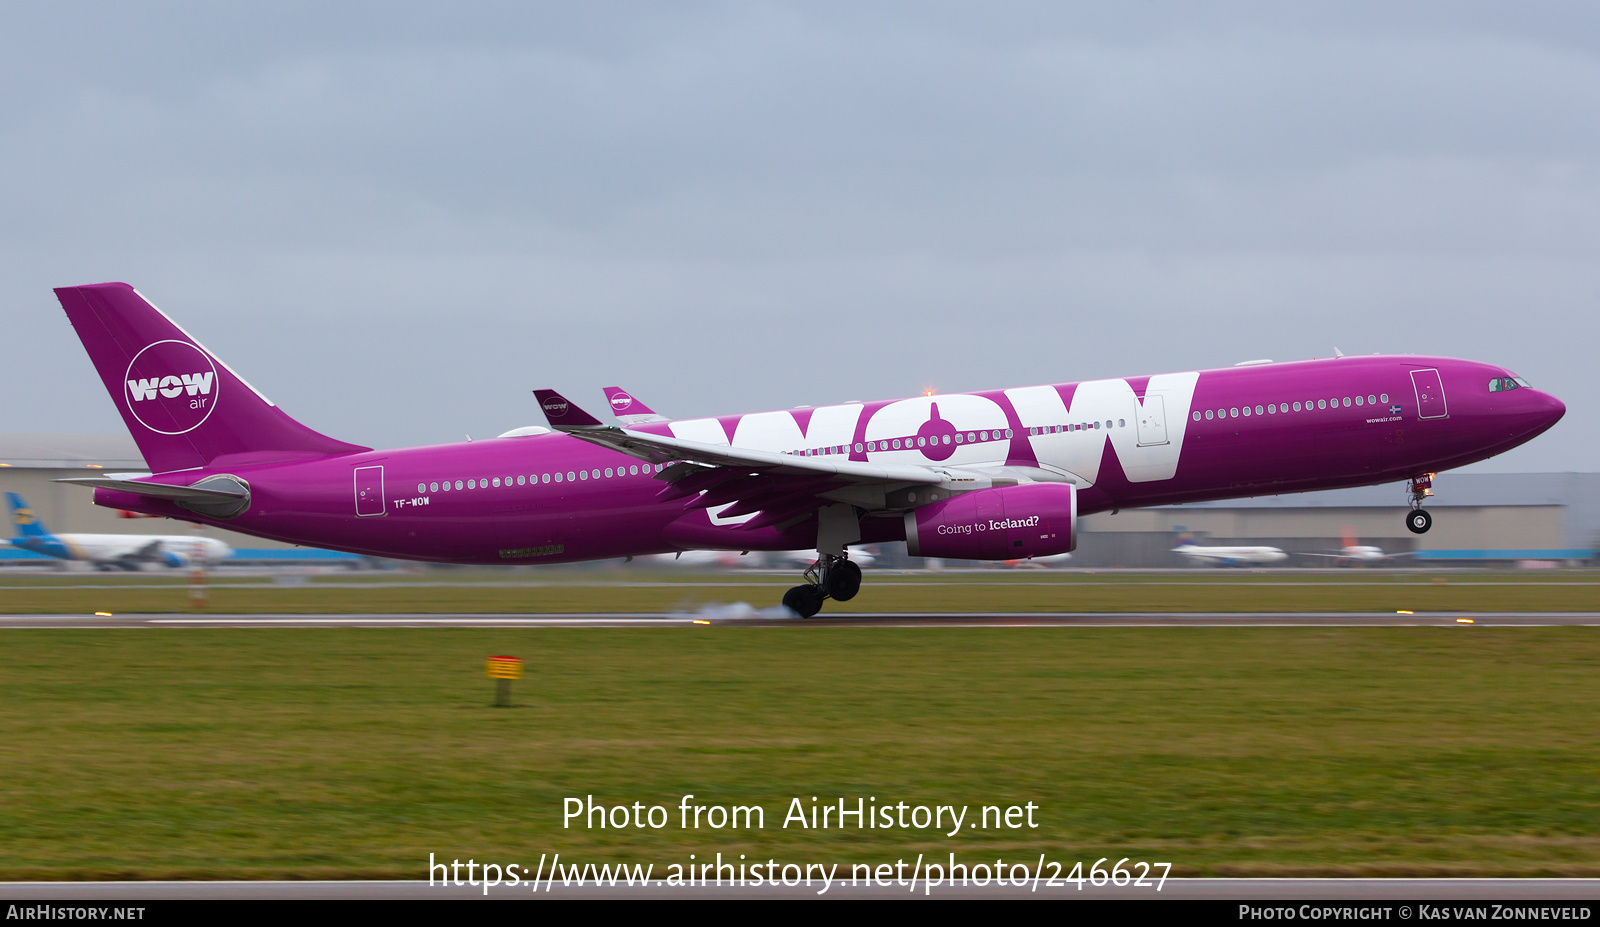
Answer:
xmin=1539 ymin=391 xmax=1566 ymax=429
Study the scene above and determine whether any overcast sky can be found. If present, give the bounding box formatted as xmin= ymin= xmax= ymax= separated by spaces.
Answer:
xmin=3 ymin=2 xmax=1594 ymax=472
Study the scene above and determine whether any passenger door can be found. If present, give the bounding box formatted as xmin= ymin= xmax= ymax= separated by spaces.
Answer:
xmin=1410 ymin=368 xmax=1449 ymax=420
xmin=354 ymin=465 xmax=386 ymax=517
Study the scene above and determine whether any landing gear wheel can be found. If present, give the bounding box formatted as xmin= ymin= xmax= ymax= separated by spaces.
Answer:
xmin=783 ymin=584 xmax=826 ymax=618
xmin=823 ymin=559 xmax=862 ymax=602
xmin=1406 ymin=509 xmax=1432 ymax=534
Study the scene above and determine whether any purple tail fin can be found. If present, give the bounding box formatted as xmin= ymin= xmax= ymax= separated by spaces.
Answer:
xmin=55 ymin=283 xmax=370 ymax=473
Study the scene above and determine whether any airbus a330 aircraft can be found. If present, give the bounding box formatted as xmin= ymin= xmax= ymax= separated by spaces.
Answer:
xmin=5 ymin=491 xmax=231 ymax=569
xmin=53 ymin=283 xmax=1564 ymax=616
xmin=1170 ymin=529 xmax=1288 ymax=567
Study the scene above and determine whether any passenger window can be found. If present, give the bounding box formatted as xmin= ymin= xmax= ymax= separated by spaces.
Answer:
xmin=1367 ymin=395 xmax=1376 ymax=405
xmin=1293 ymin=402 xmax=1301 ymax=411
xmin=1317 ymin=400 xmax=1326 ymax=410
xmin=1118 ymin=419 xmax=1126 ymax=427
xmin=1255 ymin=405 xmax=1263 ymax=415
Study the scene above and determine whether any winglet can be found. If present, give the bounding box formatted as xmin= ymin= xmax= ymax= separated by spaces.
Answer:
xmin=533 ymin=389 xmax=606 ymax=429
xmin=602 ymin=387 xmax=669 ymax=425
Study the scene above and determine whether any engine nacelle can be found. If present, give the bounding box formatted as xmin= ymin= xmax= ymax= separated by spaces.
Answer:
xmin=904 ymin=483 xmax=1076 ymax=561
xmin=159 ymin=550 xmax=191 ymax=568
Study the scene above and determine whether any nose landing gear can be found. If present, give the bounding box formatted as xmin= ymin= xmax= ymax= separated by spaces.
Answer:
xmin=782 ymin=554 xmax=862 ymax=619
xmin=1405 ymin=473 xmax=1435 ymax=535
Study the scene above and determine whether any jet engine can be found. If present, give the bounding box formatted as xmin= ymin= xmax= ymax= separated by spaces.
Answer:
xmin=158 ymin=550 xmax=191 ymax=568
xmin=903 ymin=483 xmax=1076 ymax=561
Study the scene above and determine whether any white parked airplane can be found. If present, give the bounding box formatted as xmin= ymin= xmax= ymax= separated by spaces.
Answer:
xmin=1297 ymin=529 xmax=1417 ymax=565
xmin=6 ymin=492 xmax=230 ymax=570
xmin=640 ymin=549 xmax=752 ymax=568
xmin=769 ymin=548 xmax=878 ymax=570
xmin=1171 ymin=528 xmax=1287 ymax=567
xmin=1004 ymin=552 xmax=1074 ymax=568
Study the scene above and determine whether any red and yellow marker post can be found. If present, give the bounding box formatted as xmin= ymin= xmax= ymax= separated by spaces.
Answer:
xmin=486 ymin=655 xmax=523 ymax=707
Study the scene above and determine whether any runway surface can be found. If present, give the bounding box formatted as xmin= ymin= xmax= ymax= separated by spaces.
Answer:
xmin=2 ymin=611 xmax=1599 ymax=628
xmin=2 ymin=878 xmax=1597 ymax=900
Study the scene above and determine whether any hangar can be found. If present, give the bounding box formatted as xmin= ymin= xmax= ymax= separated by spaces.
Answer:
xmin=1074 ymin=472 xmax=1600 ymax=567
xmin=0 ymin=433 xmax=355 ymax=565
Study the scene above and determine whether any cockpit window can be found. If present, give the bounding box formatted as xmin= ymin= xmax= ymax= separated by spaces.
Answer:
xmin=1489 ymin=378 xmax=1502 ymax=392
xmin=1513 ymin=377 xmax=1531 ymax=388
xmin=1489 ymin=377 xmax=1522 ymax=392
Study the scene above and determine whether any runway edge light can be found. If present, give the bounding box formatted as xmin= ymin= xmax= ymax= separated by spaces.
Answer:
xmin=486 ymin=655 xmax=523 ymax=708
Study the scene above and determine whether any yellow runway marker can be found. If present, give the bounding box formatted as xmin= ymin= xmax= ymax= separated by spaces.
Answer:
xmin=94 ymin=611 xmax=112 ymax=617
xmin=1397 ymin=610 xmax=1414 ymax=615
xmin=692 ymin=619 xmax=711 ymax=625
xmin=1457 ymin=618 xmax=1475 ymax=624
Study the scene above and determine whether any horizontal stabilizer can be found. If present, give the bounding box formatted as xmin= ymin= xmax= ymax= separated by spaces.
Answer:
xmin=56 ymin=477 xmax=247 ymax=503
xmin=533 ymin=389 xmax=606 ymax=429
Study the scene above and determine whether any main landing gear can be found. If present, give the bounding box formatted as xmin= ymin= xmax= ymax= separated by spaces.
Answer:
xmin=1406 ymin=473 xmax=1435 ymax=535
xmin=782 ymin=554 xmax=862 ymax=619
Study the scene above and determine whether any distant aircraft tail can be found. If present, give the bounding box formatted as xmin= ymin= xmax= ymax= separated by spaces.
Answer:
xmin=54 ymin=283 xmax=370 ymax=473
xmin=1341 ymin=525 xmax=1358 ymax=549
xmin=1173 ymin=526 xmax=1196 ymax=546
xmin=6 ymin=493 xmax=52 ymax=538
xmin=602 ymin=387 xmax=669 ymax=425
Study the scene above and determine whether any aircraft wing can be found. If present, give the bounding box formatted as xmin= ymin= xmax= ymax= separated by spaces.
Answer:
xmin=107 ymin=539 xmax=165 ymax=570
xmin=1295 ymin=552 xmax=1348 ymax=558
xmin=535 ymin=389 xmax=956 ymax=530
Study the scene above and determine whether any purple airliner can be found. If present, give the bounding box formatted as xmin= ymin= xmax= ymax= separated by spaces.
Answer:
xmin=54 ymin=283 xmax=1564 ymax=617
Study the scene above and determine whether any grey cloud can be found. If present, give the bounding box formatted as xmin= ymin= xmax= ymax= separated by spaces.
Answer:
xmin=0 ymin=2 xmax=1593 ymax=472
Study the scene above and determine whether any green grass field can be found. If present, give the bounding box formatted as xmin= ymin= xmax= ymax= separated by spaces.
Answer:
xmin=2 ymin=626 xmax=1598 ymax=879
xmin=0 ymin=569 xmax=1597 ymax=614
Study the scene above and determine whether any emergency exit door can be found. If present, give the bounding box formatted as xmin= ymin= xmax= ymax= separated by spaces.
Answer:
xmin=354 ymin=465 xmax=386 ymax=517
xmin=1137 ymin=394 xmax=1169 ymax=446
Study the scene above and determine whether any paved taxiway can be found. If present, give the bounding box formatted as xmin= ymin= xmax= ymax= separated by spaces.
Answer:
xmin=2 ymin=878 xmax=1597 ymax=900
xmin=3 ymin=611 xmax=1598 ymax=628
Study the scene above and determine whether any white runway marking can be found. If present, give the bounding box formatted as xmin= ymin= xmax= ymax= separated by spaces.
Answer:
xmin=2 ymin=612 xmax=1598 ymax=628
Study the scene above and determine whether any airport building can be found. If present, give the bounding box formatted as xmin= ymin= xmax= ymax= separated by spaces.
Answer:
xmin=3 ymin=433 xmax=1595 ymax=569
xmin=0 ymin=434 xmax=353 ymax=565
xmin=1073 ymin=471 xmax=1600 ymax=568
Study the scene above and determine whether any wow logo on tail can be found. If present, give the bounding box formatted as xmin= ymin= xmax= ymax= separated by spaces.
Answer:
xmin=123 ymin=340 xmax=219 ymax=435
